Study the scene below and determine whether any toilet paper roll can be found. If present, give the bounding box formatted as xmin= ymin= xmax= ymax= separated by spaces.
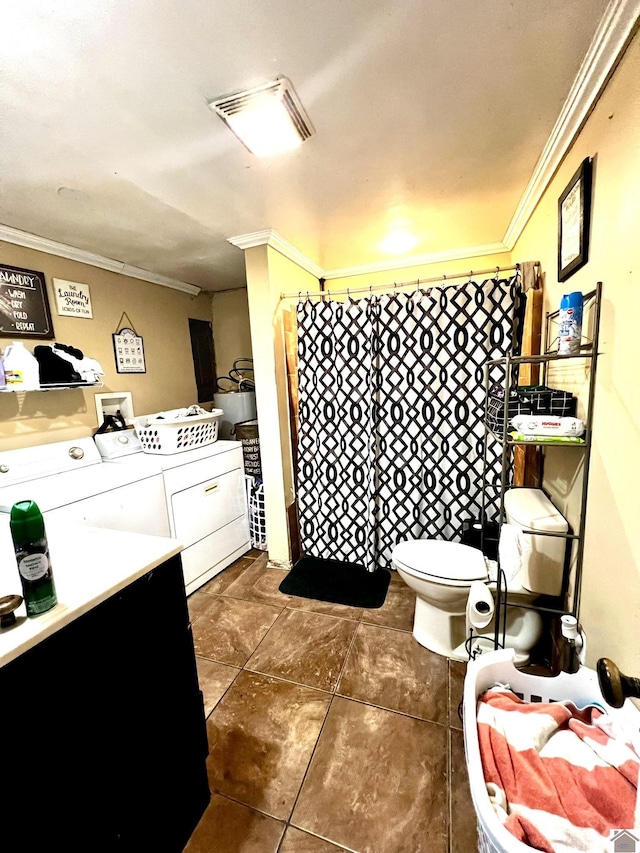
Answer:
xmin=466 ymin=581 xmax=495 ymax=631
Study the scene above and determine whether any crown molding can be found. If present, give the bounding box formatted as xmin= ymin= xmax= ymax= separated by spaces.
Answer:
xmin=0 ymin=224 xmax=201 ymax=295
xmin=229 ymin=229 xmax=510 ymax=281
xmin=322 ymin=242 xmax=510 ymax=281
xmin=503 ymin=0 xmax=640 ymax=249
xmin=228 ymin=229 xmax=324 ymax=279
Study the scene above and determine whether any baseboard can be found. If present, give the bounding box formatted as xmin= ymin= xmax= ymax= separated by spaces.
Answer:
xmin=267 ymin=558 xmax=292 ymax=571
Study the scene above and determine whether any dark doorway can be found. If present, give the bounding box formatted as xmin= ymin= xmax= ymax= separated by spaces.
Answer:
xmin=189 ymin=318 xmax=217 ymax=403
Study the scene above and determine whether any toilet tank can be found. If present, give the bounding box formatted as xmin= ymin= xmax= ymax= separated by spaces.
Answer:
xmin=503 ymin=488 xmax=568 ymax=596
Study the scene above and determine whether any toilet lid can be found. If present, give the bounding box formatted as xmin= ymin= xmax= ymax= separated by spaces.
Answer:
xmin=392 ymin=539 xmax=487 ymax=583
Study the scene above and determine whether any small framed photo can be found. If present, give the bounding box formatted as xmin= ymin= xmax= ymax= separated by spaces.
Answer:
xmin=113 ymin=327 xmax=146 ymax=374
xmin=558 ymin=157 xmax=592 ymax=282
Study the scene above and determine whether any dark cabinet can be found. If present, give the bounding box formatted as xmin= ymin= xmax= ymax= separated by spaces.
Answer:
xmin=0 ymin=555 xmax=210 ymax=852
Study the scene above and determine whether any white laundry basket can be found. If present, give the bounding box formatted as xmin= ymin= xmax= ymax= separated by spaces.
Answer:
xmin=134 ymin=409 xmax=222 ymax=454
xmin=462 ymin=648 xmax=640 ymax=853
xmin=245 ymin=475 xmax=267 ymax=551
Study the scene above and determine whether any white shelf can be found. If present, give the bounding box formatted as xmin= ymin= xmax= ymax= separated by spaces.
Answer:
xmin=1 ymin=381 xmax=103 ymax=392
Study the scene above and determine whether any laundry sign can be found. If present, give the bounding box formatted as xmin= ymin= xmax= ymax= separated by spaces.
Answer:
xmin=53 ymin=278 xmax=93 ymax=318
xmin=112 ymin=313 xmax=146 ymax=374
xmin=0 ymin=263 xmax=55 ymax=339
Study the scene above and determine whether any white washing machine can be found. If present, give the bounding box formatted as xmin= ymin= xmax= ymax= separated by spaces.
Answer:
xmin=96 ymin=433 xmax=251 ymax=595
xmin=0 ymin=437 xmax=169 ymax=538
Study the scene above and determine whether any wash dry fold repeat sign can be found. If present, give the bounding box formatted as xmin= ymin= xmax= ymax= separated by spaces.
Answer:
xmin=0 ymin=263 xmax=55 ymax=338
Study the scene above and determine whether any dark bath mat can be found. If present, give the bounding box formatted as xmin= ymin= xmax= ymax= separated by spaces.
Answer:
xmin=279 ymin=556 xmax=391 ymax=609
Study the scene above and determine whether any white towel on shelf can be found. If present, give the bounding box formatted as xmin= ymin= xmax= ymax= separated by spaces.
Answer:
xmin=498 ymin=523 xmax=531 ymax=583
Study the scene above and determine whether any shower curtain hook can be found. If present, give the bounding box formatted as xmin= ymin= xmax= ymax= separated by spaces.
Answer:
xmin=468 ymin=269 xmax=474 ymax=282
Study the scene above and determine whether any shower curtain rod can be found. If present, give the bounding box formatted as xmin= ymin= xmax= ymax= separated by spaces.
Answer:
xmin=280 ymin=262 xmax=528 ymax=301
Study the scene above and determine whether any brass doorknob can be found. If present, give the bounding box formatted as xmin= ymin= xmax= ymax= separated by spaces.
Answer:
xmin=0 ymin=594 xmax=23 ymax=628
xmin=597 ymin=657 xmax=640 ymax=708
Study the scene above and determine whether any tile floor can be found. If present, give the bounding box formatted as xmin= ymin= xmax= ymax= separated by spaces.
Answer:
xmin=183 ymin=551 xmax=478 ymax=853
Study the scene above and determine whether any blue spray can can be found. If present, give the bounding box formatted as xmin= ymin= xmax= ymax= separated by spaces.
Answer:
xmin=558 ymin=291 xmax=583 ymax=354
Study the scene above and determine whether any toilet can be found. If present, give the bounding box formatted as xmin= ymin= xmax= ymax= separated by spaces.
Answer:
xmin=391 ymin=488 xmax=568 ymax=663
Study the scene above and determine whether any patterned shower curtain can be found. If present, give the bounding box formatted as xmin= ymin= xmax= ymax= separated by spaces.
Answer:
xmin=296 ymin=277 xmax=523 ymax=572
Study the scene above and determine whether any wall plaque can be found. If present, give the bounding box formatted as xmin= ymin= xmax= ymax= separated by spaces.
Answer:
xmin=113 ymin=315 xmax=146 ymax=374
xmin=0 ymin=264 xmax=55 ymax=339
xmin=53 ymin=278 xmax=93 ymax=318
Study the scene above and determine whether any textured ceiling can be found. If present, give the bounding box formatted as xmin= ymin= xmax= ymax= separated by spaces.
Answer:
xmin=0 ymin=0 xmax=611 ymax=291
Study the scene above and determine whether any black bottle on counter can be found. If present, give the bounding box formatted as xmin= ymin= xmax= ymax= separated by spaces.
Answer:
xmin=10 ymin=500 xmax=57 ymax=616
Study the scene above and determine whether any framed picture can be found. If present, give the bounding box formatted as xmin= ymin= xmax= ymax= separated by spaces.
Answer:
xmin=558 ymin=157 xmax=592 ymax=282
xmin=113 ymin=327 xmax=146 ymax=374
xmin=0 ymin=264 xmax=55 ymax=338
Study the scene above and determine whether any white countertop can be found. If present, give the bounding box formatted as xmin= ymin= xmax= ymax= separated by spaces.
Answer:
xmin=0 ymin=520 xmax=182 ymax=669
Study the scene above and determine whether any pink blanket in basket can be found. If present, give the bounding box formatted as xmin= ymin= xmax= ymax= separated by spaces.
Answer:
xmin=477 ymin=687 xmax=640 ymax=852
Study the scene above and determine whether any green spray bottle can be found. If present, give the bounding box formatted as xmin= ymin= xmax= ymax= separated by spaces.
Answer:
xmin=10 ymin=500 xmax=57 ymax=616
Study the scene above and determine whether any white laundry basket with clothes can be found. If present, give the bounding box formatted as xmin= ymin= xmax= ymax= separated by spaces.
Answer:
xmin=462 ymin=648 xmax=640 ymax=853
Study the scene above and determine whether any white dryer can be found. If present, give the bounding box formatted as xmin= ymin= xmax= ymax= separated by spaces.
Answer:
xmin=97 ymin=434 xmax=251 ymax=595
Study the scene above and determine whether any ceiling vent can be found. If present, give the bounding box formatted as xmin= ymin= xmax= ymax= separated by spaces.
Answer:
xmin=208 ymin=77 xmax=314 ymax=157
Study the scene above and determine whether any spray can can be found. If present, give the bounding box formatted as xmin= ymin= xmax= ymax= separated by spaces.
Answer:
xmin=10 ymin=500 xmax=57 ymax=616
xmin=558 ymin=292 xmax=583 ymax=355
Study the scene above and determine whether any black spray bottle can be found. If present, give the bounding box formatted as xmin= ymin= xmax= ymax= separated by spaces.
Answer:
xmin=10 ymin=500 xmax=57 ymax=616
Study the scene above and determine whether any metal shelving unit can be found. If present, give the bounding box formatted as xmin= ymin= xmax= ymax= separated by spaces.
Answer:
xmin=480 ymin=282 xmax=602 ymax=653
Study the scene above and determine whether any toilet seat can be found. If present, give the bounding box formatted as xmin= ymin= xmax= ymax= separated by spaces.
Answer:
xmin=392 ymin=539 xmax=488 ymax=586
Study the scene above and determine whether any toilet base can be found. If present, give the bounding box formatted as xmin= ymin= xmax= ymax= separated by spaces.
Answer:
xmin=412 ymin=595 xmax=468 ymax=660
xmin=411 ymin=594 xmax=542 ymax=664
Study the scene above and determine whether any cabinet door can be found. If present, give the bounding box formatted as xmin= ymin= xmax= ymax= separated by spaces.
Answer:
xmin=0 ymin=604 xmax=123 ymax=850
xmin=87 ymin=556 xmax=210 ymax=852
xmin=0 ymin=556 xmax=209 ymax=852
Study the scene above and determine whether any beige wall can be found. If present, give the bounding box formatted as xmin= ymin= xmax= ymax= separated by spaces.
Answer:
xmin=211 ymin=288 xmax=253 ymax=385
xmin=0 ymin=241 xmax=214 ymax=449
xmin=513 ymin=33 xmax=640 ymax=672
xmin=244 ymin=245 xmax=320 ymax=569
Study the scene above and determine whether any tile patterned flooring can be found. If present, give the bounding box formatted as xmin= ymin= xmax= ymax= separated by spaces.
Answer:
xmin=183 ymin=552 xmax=478 ymax=853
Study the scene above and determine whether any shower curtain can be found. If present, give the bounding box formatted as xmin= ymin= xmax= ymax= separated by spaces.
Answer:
xmin=295 ymin=277 xmax=524 ymax=572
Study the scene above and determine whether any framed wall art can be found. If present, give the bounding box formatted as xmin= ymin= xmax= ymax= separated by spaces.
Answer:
xmin=112 ymin=312 xmax=146 ymax=374
xmin=558 ymin=157 xmax=593 ymax=282
xmin=0 ymin=264 xmax=55 ymax=339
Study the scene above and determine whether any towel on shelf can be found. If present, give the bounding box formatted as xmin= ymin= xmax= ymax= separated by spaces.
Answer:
xmin=53 ymin=343 xmax=104 ymax=383
xmin=477 ymin=686 xmax=640 ymax=853
xmin=497 ymin=523 xmax=531 ymax=584
xmin=34 ymin=345 xmax=83 ymax=385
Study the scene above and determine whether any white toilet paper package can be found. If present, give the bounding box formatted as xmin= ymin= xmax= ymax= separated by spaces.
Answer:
xmin=510 ymin=415 xmax=584 ymax=437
